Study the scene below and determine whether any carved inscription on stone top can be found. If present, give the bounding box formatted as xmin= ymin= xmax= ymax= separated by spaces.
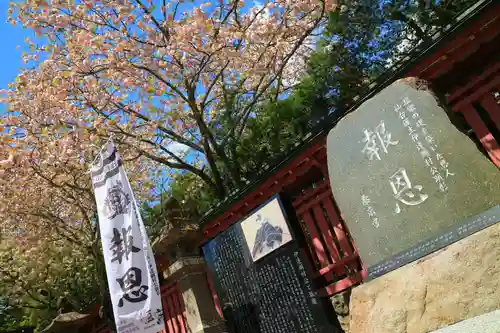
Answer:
xmin=327 ymin=78 xmax=500 ymax=277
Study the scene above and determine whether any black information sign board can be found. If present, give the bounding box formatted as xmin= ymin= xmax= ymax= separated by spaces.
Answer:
xmin=202 ymin=196 xmax=339 ymax=333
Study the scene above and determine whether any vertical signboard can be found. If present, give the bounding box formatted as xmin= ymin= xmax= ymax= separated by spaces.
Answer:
xmin=91 ymin=142 xmax=165 ymax=333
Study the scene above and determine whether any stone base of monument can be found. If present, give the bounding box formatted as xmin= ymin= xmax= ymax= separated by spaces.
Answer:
xmin=349 ymin=221 xmax=500 ymax=333
xmin=162 ymin=256 xmax=227 ymax=333
xmin=430 ymin=309 xmax=500 ymax=333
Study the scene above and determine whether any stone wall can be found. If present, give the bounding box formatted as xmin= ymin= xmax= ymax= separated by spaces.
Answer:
xmin=349 ymin=221 xmax=500 ymax=333
xmin=162 ymin=256 xmax=226 ymax=333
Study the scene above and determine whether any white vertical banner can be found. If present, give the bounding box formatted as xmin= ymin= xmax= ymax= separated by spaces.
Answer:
xmin=90 ymin=142 xmax=165 ymax=333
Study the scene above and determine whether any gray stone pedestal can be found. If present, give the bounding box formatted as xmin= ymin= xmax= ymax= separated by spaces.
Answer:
xmin=431 ymin=310 xmax=500 ymax=333
xmin=163 ymin=257 xmax=226 ymax=333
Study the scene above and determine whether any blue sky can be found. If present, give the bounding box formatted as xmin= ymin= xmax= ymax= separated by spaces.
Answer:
xmin=0 ymin=2 xmax=34 ymax=113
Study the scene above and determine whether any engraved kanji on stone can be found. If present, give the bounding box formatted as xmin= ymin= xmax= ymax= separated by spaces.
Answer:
xmin=361 ymin=121 xmax=399 ymax=161
xmin=406 ymin=104 xmax=416 ymax=113
xmin=389 ymin=168 xmax=429 ymax=214
xmin=436 ymin=154 xmax=455 ymax=178
xmin=433 ymin=173 xmax=445 ymax=184
xmin=416 ymin=140 xmax=432 ymax=160
xmin=361 ymin=195 xmax=371 ymax=206
xmin=367 ymin=206 xmax=376 ymax=217
xmin=425 ymin=135 xmax=435 ymax=145
xmin=416 ymin=118 xmax=425 ymax=128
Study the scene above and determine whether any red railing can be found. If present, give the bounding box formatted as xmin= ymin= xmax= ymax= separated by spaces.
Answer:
xmin=160 ymin=281 xmax=189 ymax=333
xmin=292 ymin=179 xmax=364 ymax=297
xmin=202 ymin=140 xmax=365 ymax=301
xmin=206 ymin=271 xmax=223 ymax=319
xmin=449 ymin=69 xmax=500 ymax=167
xmin=91 ymin=282 xmax=188 ymax=333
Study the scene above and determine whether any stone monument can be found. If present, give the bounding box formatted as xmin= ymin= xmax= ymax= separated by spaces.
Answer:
xmin=327 ymin=77 xmax=500 ymax=333
xmin=327 ymin=77 xmax=500 ymax=279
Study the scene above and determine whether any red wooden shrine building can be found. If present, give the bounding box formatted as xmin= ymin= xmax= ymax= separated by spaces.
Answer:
xmin=92 ymin=1 xmax=500 ymax=332
xmin=200 ymin=0 xmax=500 ymax=301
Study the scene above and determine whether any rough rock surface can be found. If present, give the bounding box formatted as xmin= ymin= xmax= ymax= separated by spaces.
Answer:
xmin=350 ymin=221 xmax=500 ymax=333
xmin=330 ymin=288 xmax=352 ymax=333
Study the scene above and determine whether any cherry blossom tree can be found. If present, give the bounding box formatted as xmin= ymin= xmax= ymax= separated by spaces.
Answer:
xmin=0 ymin=141 xmax=98 ymax=328
xmin=3 ymin=0 xmax=338 ymax=199
xmin=0 ymin=0 xmax=338 ymax=324
xmin=0 ymin=236 xmax=99 ymax=329
xmin=0 ymin=132 xmax=152 ymax=328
